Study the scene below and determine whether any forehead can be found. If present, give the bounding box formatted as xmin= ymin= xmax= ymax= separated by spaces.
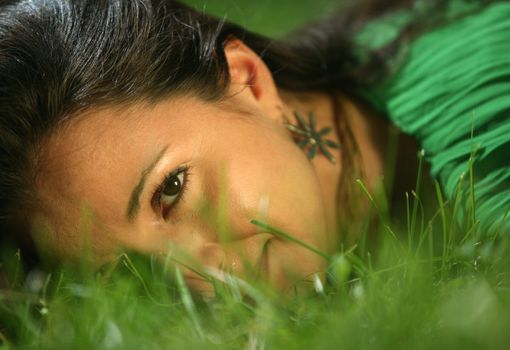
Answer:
xmin=36 ymin=97 xmax=204 ymax=224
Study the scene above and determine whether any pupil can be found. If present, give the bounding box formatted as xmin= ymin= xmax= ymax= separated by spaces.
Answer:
xmin=163 ymin=175 xmax=181 ymax=196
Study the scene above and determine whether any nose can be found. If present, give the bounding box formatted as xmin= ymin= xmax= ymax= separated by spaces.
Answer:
xmin=187 ymin=198 xmax=266 ymax=243
xmin=183 ymin=233 xmax=273 ymax=291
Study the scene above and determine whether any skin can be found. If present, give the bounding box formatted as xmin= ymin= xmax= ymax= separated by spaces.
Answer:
xmin=31 ymin=40 xmax=388 ymax=294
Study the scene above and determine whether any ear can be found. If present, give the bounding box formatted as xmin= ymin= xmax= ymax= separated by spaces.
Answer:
xmin=223 ymin=39 xmax=283 ymax=121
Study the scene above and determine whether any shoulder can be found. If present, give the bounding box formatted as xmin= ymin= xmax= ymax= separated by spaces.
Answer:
xmin=356 ymin=1 xmax=510 ymax=235
xmin=355 ymin=0 xmax=510 ymax=143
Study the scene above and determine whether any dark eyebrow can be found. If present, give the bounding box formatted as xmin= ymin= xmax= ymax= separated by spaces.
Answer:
xmin=126 ymin=145 xmax=169 ymax=221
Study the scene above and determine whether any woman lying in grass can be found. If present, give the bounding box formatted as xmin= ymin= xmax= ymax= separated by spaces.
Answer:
xmin=0 ymin=0 xmax=508 ymax=295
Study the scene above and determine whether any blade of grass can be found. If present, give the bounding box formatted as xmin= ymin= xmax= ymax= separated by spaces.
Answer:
xmin=492 ymin=205 xmax=510 ymax=241
xmin=204 ymin=267 xmax=275 ymax=304
xmin=250 ymin=220 xmax=330 ymax=262
xmin=410 ymin=149 xmax=425 ymax=246
xmin=356 ymin=179 xmax=398 ymax=242
xmin=411 ymin=190 xmax=425 ymax=249
xmin=175 ymin=267 xmax=204 ymax=339
xmin=434 ymin=181 xmax=448 ymax=249
xmin=121 ymin=254 xmax=175 ymax=307
xmin=451 ymin=172 xmax=465 ymax=242
xmin=468 ymin=153 xmax=477 ymax=230
xmin=468 ymin=111 xmax=477 ymax=230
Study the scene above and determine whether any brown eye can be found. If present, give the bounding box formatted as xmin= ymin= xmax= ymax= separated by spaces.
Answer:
xmin=152 ymin=166 xmax=190 ymax=218
xmin=160 ymin=171 xmax=185 ymax=206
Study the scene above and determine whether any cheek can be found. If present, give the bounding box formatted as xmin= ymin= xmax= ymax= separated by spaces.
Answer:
xmin=30 ymin=208 xmax=121 ymax=264
xmin=221 ymin=133 xmax=329 ymax=248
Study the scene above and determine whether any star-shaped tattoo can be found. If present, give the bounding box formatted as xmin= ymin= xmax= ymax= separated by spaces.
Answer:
xmin=285 ymin=111 xmax=341 ymax=164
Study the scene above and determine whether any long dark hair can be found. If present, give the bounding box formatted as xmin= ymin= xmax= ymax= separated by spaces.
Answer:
xmin=0 ymin=0 xmax=490 ymax=253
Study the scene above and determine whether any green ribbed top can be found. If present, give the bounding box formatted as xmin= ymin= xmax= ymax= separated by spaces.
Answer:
xmin=357 ymin=1 xmax=510 ymax=235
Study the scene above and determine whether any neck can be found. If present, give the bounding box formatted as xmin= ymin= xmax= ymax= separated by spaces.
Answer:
xmin=279 ymin=89 xmax=389 ymax=246
xmin=278 ymin=90 xmax=343 ymax=250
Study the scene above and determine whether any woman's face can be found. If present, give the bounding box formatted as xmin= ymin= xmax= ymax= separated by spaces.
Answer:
xmin=32 ymin=42 xmax=340 ymax=293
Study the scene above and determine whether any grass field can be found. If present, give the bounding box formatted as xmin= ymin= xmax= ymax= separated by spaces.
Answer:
xmin=1 ymin=1 xmax=510 ymax=349
xmin=1 ymin=170 xmax=509 ymax=349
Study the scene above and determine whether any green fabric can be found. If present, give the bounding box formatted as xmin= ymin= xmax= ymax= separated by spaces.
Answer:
xmin=357 ymin=1 xmax=510 ymax=235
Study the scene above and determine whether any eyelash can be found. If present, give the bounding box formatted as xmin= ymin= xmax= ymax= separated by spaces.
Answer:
xmin=151 ymin=165 xmax=190 ymax=219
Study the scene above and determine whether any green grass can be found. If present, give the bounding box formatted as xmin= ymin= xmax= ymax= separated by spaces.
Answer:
xmin=1 ymin=164 xmax=510 ymax=349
